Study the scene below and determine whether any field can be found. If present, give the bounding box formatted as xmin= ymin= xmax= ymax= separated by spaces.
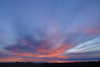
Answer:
xmin=0 ymin=61 xmax=100 ymax=67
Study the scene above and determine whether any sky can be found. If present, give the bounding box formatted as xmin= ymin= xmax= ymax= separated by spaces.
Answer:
xmin=0 ymin=0 xmax=100 ymax=63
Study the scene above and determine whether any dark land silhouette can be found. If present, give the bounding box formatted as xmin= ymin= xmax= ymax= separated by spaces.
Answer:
xmin=0 ymin=61 xmax=100 ymax=67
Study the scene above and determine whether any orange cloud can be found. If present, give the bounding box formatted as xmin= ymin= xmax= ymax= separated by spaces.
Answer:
xmin=13 ymin=43 xmax=71 ymax=59
xmin=82 ymin=29 xmax=99 ymax=34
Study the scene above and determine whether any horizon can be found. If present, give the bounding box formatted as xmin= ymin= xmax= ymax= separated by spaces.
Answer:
xmin=0 ymin=60 xmax=100 ymax=63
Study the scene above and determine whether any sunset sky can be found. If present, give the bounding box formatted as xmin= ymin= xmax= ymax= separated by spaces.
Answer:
xmin=0 ymin=0 xmax=100 ymax=63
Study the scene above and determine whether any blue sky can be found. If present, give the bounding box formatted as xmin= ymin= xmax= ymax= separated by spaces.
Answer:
xmin=0 ymin=0 xmax=100 ymax=63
